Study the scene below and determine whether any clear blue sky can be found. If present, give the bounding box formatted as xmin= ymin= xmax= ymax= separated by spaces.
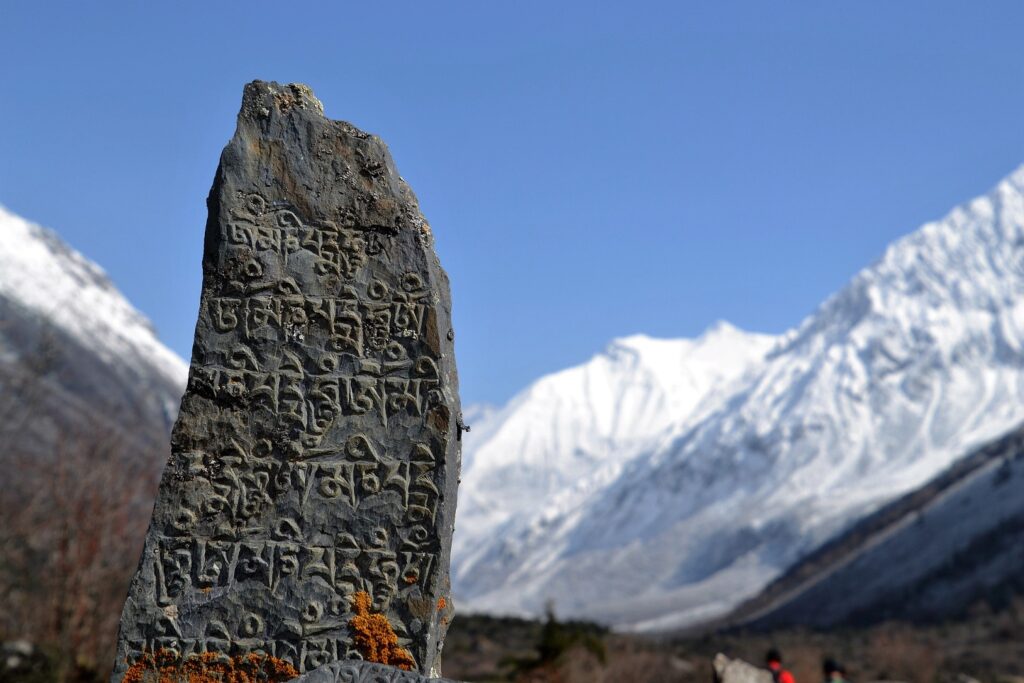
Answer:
xmin=3 ymin=2 xmax=1024 ymax=406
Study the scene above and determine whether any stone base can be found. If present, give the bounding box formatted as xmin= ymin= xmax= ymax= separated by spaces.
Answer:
xmin=290 ymin=660 xmax=459 ymax=683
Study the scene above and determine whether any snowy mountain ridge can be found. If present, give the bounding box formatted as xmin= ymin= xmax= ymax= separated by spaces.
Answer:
xmin=0 ymin=205 xmax=188 ymax=446
xmin=0 ymin=205 xmax=188 ymax=389
xmin=453 ymin=321 xmax=780 ymax=597
xmin=452 ymin=164 xmax=1024 ymax=631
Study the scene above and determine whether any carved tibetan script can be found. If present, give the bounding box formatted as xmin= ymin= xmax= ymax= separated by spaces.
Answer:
xmin=112 ymin=82 xmax=461 ymax=680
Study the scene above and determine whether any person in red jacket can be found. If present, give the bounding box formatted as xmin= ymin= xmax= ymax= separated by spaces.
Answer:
xmin=766 ymin=648 xmax=796 ymax=683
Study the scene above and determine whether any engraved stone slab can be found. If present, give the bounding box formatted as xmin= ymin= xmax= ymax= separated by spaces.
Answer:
xmin=111 ymin=81 xmax=461 ymax=680
xmin=293 ymin=660 xmax=458 ymax=683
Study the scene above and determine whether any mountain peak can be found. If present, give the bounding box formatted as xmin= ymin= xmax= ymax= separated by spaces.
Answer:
xmin=702 ymin=319 xmax=739 ymax=336
xmin=605 ymin=333 xmax=689 ymax=358
xmin=695 ymin=319 xmax=776 ymax=347
xmin=608 ymin=321 xmax=772 ymax=358
xmin=453 ymin=318 xmax=780 ymax=599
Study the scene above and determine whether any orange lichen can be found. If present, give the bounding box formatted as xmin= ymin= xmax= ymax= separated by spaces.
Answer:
xmin=348 ymin=591 xmax=415 ymax=671
xmin=436 ymin=597 xmax=446 ymax=611
xmin=403 ymin=573 xmax=418 ymax=585
xmin=123 ymin=648 xmax=297 ymax=683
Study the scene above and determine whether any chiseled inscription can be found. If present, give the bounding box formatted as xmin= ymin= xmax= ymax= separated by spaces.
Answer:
xmin=113 ymin=81 xmax=459 ymax=682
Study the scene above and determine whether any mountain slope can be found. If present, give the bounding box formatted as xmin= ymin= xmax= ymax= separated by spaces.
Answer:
xmin=453 ymin=165 xmax=1024 ymax=630
xmin=732 ymin=421 xmax=1024 ymax=627
xmin=453 ymin=324 xmax=779 ymax=596
xmin=0 ymin=205 xmax=187 ymax=449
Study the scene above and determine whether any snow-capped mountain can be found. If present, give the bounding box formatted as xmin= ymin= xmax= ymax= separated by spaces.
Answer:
xmin=0 ymin=205 xmax=187 ymax=447
xmin=452 ymin=165 xmax=1024 ymax=631
xmin=453 ymin=324 xmax=779 ymax=598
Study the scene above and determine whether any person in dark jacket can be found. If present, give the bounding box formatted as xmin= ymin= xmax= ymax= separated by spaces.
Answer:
xmin=766 ymin=649 xmax=796 ymax=683
xmin=823 ymin=659 xmax=848 ymax=683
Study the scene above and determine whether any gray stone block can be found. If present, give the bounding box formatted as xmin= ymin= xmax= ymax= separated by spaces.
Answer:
xmin=291 ymin=660 xmax=458 ymax=683
xmin=111 ymin=81 xmax=462 ymax=681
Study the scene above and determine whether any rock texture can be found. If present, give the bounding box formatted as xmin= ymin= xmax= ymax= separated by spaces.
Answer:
xmin=712 ymin=654 xmax=773 ymax=683
xmin=293 ymin=660 xmax=458 ymax=683
xmin=111 ymin=81 xmax=461 ymax=680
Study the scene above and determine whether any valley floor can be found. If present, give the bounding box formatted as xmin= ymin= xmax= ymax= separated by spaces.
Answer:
xmin=443 ymin=601 xmax=1024 ymax=683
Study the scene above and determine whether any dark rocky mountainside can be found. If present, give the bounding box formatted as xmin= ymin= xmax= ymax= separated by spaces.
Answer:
xmin=0 ymin=296 xmax=181 ymax=452
xmin=731 ymin=421 xmax=1024 ymax=628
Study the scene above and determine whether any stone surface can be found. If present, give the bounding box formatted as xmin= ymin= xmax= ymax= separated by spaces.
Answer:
xmin=712 ymin=654 xmax=773 ymax=683
xmin=111 ymin=81 xmax=462 ymax=681
xmin=292 ymin=660 xmax=458 ymax=683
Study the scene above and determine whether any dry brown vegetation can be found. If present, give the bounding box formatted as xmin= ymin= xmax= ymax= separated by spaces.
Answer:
xmin=0 ymin=333 xmax=165 ymax=683
xmin=443 ymin=603 xmax=1024 ymax=683
xmin=0 ymin=428 xmax=161 ymax=681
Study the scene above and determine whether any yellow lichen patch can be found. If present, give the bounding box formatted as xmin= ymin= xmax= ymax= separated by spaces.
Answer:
xmin=123 ymin=649 xmax=298 ymax=683
xmin=348 ymin=591 xmax=416 ymax=671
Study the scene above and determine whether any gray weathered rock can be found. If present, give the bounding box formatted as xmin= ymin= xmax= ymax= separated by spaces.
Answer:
xmin=111 ymin=81 xmax=461 ymax=681
xmin=292 ymin=660 xmax=458 ymax=683
xmin=713 ymin=654 xmax=773 ymax=683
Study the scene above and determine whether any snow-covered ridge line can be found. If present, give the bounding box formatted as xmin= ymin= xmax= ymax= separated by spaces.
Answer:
xmin=452 ymin=319 xmax=780 ymax=599
xmin=0 ymin=205 xmax=188 ymax=388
